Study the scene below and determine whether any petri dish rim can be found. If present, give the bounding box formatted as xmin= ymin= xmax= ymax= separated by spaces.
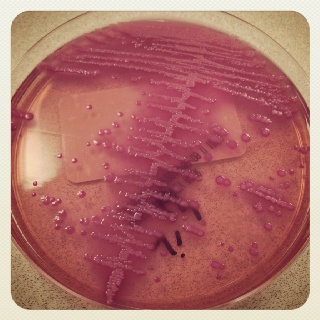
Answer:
xmin=11 ymin=11 xmax=310 ymax=104
xmin=11 ymin=11 xmax=310 ymax=309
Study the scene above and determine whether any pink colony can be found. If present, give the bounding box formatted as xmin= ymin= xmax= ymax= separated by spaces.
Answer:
xmin=249 ymin=248 xmax=258 ymax=256
xmin=204 ymin=152 xmax=213 ymax=161
xmin=264 ymin=223 xmax=273 ymax=231
xmin=261 ymin=127 xmax=270 ymax=137
xmin=241 ymin=133 xmax=251 ymax=142
xmin=277 ymin=169 xmax=286 ymax=177
xmin=77 ymin=190 xmax=86 ymax=198
xmin=215 ymin=175 xmax=225 ymax=185
xmin=226 ymin=140 xmax=238 ymax=149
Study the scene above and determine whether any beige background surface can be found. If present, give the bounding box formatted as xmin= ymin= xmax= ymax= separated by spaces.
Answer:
xmin=11 ymin=11 xmax=310 ymax=310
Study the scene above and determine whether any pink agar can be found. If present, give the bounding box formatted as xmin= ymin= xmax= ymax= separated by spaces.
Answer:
xmin=11 ymin=19 xmax=309 ymax=309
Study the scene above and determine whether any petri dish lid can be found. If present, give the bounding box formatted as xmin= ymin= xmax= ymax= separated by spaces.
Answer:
xmin=11 ymin=12 xmax=309 ymax=309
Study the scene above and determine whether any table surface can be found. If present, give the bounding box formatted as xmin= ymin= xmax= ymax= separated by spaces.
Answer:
xmin=11 ymin=11 xmax=310 ymax=310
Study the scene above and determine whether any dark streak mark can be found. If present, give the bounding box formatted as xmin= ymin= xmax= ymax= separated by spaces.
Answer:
xmin=175 ymin=230 xmax=182 ymax=246
xmin=178 ymin=205 xmax=187 ymax=212
xmin=162 ymin=236 xmax=177 ymax=255
xmin=198 ymin=145 xmax=208 ymax=154
xmin=154 ymin=237 xmax=162 ymax=249
xmin=193 ymin=209 xmax=202 ymax=221
xmin=189 ymin=152 xmax=202 ymax=162
xmin=206 ymin=139 xmax=219 ymax=149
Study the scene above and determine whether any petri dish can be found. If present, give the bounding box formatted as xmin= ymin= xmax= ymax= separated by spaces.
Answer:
xmin=11 ymin=12 xmax=309 ymax=309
